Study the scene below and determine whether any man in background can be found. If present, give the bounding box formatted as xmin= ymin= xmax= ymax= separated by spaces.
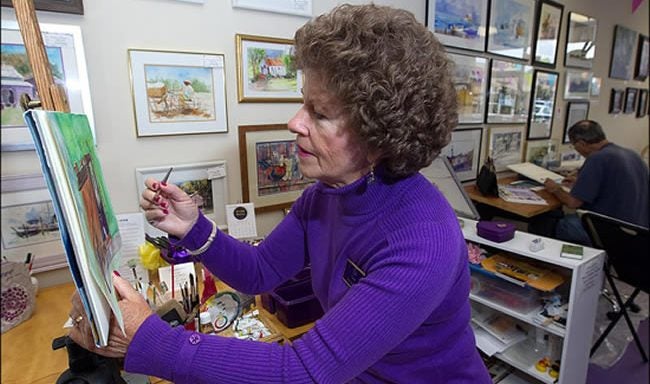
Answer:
xmin=544 ymin=120 xmax=649 ymax=245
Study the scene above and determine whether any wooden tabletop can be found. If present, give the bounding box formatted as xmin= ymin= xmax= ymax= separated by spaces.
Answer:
xmin=464 ymin=176 xmax=562 ymax=218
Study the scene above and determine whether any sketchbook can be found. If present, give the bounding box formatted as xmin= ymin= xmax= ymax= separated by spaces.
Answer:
xmin=24 ymin=110 xmax=123 ymax=347
xmin=507 ymin=162 xmax=564 ymax=184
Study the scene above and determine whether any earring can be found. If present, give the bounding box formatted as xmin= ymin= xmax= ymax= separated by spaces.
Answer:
xmin=368 ymin=165 xmax=375 ymax=184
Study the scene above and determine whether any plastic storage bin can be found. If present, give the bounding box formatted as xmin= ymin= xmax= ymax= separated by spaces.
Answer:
xmin=470 ymin=270 xmax=541 ymax=314
xmin=271 ymin=279 xmax=324 ymax=328
xmin=261 ymin=267 xmax=313 ymax=315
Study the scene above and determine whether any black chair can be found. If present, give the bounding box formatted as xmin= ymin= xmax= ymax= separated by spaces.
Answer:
xmin=578 ymin=210 xmax=649 ymax=362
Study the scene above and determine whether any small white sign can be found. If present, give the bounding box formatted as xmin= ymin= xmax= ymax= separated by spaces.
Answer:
xmin=226 ymin=203 xmax=258 ymax=239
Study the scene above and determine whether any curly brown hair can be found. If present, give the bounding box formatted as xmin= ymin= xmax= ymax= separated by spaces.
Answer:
xmin=294 ymin=4 xmax=457 ymax=178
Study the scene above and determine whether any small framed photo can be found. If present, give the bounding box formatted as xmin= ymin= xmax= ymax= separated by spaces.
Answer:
xmin=425 ymin=0 xmax=488 ymax=52
xmin=525 ymin=139 xmax=559 ymax=166
xmin=486 ymin=59 xmax=534 ymax=124
xmin=563 ymin=101 xmax=590 ymax=143
xmin=564 ymin=70 xmax=592 ymax=100
xmin=623 ymin=88 xmax=638 ymax=114
xmin=128 ymin=49 xmax=228 ymax=137
xmin=1 ymin=0 xmax=83 ymax=14
xmin=532 ymin=0 xmax=563 ymax=67
xmin=135 ymin=161 xmax=229 ymax=235
xmin=637 ymin=89 xmax=648 ymax=118
xmin=440 ymin=127 xmax=483 ymax=182
xmin=634 ymin=34 xmax=649 ymax=81
xmin=486 ymin=0 xmax=535 ymax=60
xmin=239 ymin=124 xmax=315 ymax=212
xmin=609 ymin=89 xmax=624 ymax=114
xmin=448 ymin=53 xmax=489 ymax=124
xmin=1 ymin=20 xmax=95 ymax=151
xmin=609 ymin=25 xmax=638 ymax=80
xmin=590 ymin=76 xmax=602 ymax=99
xmin=235 ymin=34 xmax=302 ymax=103
xmin=488 ymin=125 xmax=526 ymax=172
xmin=1 ymin=174 xmax=66 ymax=273
xmin=528 ymin=70 xmax=559 ymax=139
xmin=231 ymin=0 xmax=312 ymax=17
xmin=564 ymin=12 xmax=597 ymax=69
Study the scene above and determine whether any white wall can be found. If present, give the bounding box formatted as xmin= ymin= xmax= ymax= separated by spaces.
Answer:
xmin=1 ymin=0 xmax=647 ymax=286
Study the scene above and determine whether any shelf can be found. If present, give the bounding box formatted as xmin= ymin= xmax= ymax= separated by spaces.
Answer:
xmin=495 ymin=340 xmax=557 ymax=384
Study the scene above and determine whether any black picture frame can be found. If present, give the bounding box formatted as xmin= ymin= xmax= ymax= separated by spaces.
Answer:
xmin=634 ymin=35 xmax=649 ymax=81
xmin=532 ymin=0 xmax=564 ymax=67
xmin=623 ymin=88 xmax=638 ymax=114
xmin=485 ymin=59 xmax=534 ymax=124
xmin=425 ymin=0 xmax=489 ymax=53
xmin=486 ymin=0 xmax=536 ymax=61
xmin=610 ymin=25 xmax=638 ymax=80
xmin=1 ymin=0 xmax=83 ymax=14
xmin=564 ymin=12 xmax=597 ymax=69
xmin=564 ymin=101 xmax=589 ymax=143
xmin=637 ymin=89 xmax=648 ymax=118
xmin=527 ymin=70 xmax=559 ymax=139
xmin=609 ymin=89 xmax=624 ymax=114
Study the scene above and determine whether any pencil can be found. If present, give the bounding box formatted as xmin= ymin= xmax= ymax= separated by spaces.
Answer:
xmin=153 ymin=167 xmax=173 ymax=200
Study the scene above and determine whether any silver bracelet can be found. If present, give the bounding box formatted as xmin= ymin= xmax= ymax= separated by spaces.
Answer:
xmin=185 ymin=218 xmax=217 ymax=256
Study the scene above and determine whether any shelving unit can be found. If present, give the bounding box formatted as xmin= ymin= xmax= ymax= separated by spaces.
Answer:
xmin=460 ymin=218 xmax=606 ymax=384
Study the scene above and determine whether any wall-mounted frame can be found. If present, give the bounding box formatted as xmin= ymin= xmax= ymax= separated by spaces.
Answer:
xmin=609 ymin=89 xmax=624 ymax=114
xmin=1 ymin=20 xmax=94 ymax=151
xmin=563 ymin=101 xmax=589 ymax=143
xmin=525 ymin=139 xmax=559 ymax=166
xmin=1 ymin=0 xmax=83 ymax=15
xmin=590 ymin=76 xmax=601 ymax=99
xmin=238 ymin=124 xmax=314 ymax=212
xmin=235 ymin=34 xmax=302 ymax=103
xmin=1 ymin=174 xmax=66 ymax=273
xmin=623 ymin=87 xmax=638 ymax=114
xmin=128 ymin=49 xmax=228 ymax=137
xmin=634 ymin=34 xmax=649 ymax=81
xmin=637 ymin=89 xmax=648 ymax=118
xmin=420 ymin=156 xmax=480 ymax=220
xmin=564 ymin=12 xmax=597 ymax=69
xmin=486 ymin=0 xmax=534 ymax=60
xmin=609 ymin=25 xmax=638 ymax=80
xmin=440 ymin=127 xmax=483 ymax=182
xmin=135 ymin=161 xmax=229 ymax=236
xmin=488 ymin=125 xmax=526 ymax=172
xmin=564 ymin=70 xmax=592 ymax=100
xmin=425 ymin=0 xmax=488 ymax=52
xmin=448 ymin=53 xmax=489 ymax=124
xmin=532 ymin=0 xmax=563 ymax=67
xmin=528 ymin=70 xmax=558 ymax=139
xmin=231 ymin=0 xmax=312 ymax=17
xmin=486 ymin=59 xmax=533 ymax=124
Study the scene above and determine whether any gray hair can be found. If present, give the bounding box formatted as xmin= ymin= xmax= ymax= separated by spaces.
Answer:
xmin=568 ymin=120 xmax=607 ymax=144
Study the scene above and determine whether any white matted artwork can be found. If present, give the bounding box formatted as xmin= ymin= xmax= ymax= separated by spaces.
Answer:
xmin=488 ymin=125 xmax=526 ymax=171
xmin=0 ymin=174 xmax=66 ymax=273
xmin=440 ymin=127 xmax=483 ymax=182
xmin=426 ymin=0 xmax=489 ymax=52
xmin=128 ymin=49 xmax=228 ymax=137
xmin=486 ymin=60 xmax=534 ymax=124
xmin=231 ymin=0 xmax=312 ymax=17
xmin=525 ymin=139 xmax=559 ymax=166
xmin=1 ymin=20 xmax=95 ymax=151
xmin=564 ymin=70 xmax=591 ymax=100
xmin=563 ymin=101 xmax=589 ymax=143
xmin=135 ymin=161 xmax=229 ymax=236
xmin=448 ymin=53 xmax=489 ymax=124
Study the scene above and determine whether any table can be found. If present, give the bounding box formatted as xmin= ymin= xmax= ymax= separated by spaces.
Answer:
xmin=464 ymin=176 xmax=562 ymax=219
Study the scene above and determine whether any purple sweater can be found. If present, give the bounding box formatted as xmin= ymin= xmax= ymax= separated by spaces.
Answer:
xmin=125 ymin=170 xmax=491 ymax=383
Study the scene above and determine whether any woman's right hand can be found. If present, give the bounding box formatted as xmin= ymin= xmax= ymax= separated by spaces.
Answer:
xmin=140 ymin=177 xmax=199 ymax=238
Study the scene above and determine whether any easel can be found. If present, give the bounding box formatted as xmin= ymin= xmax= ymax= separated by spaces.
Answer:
xmin=11 ymin=2 xmax=124 ymax=382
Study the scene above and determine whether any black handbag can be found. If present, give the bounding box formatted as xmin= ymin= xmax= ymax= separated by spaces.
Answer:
xmin=476 ymin=157 xmax=499 ymax=197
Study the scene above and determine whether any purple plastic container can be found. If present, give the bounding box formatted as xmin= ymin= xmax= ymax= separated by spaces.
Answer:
xmin=476 ymin=221 xmax=515 ymax=243
xmin=270 ymin=279 xmax=324 ymax=328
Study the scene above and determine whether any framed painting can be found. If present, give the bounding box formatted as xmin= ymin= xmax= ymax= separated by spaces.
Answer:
xmin=231 ymin=0 xmax=312 ymax=17
xmin=238 ymin=124 xmax=315 ymax=212
xmin=634 ymin=34 xmax=649 ymax=81
xmin=563 ymin=102 xmax=589 ymax=143
xmin=1 ymin=20 xmax=94 ymax=151
xmin=525 ymin=139 xmax=559 ymax=167
xmin=564 ymin=12 xmax=597 ymax=69
xmin=135 ymin=161 xmax=229 ymax=236
xmin=1 ymin=174 xmax=66 ymax=273
xmin=486 ymin=59 xmax=534 ymax=124
xmin=623 ymin=88 xmax=638 ymax=114
xmin=564 ymin=70 xmax=592 ymax=100
xmin=528 ymin=70 xmax=558 ymax=139
xmin=440 ymin=127 xmax=483 ymax=182
xmin=425 ymin=0 xmax=488 ymax=52
xmin=1 ymin=0 xmax=83 ymax=14
xmin=532 ymin=0 xmax=563 ymax=67
xmin=590 ymin=76 xmax=601 ymax=99
xmin=609 ymin=25 xmax=638 ymax=80
xmin=448 ymin=53 xmax=489 ymax=124
xmin=486 ymin=0 xmax=535 ymax=60
xmin=128 ymin=49 xmax=228 ymax=137
xmin=609 ymin=89 xmax=624 ymax=114
xmin=488 ymin=125 xmax=526 ymax=172
xmin=637 ymin=89 xmax=648 ymax=118
xmin=235 ymin=34 xmax=302 ymax=103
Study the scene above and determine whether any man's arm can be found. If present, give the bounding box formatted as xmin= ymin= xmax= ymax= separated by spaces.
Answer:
xmin=544 ymin=178 xmax=584 ymax=209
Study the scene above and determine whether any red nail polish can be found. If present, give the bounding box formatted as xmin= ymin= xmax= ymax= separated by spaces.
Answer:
xmin=152 ymin=182 xmax=159 ymax=190
xmin=161 ymin=202 xmax=168 ymax=209
xmin=163 ymin=209 xmax=169 ymax=215
xmin=154 ymin=195 xmax=161 ymax=203
xmin=113 ymin=270 xmax=121 ymax=277
xmin=161 ymin=181 xmax=168 ymax=187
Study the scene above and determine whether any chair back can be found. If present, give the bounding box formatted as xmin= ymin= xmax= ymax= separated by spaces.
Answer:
xmin=579 ymin=210 xmax=650 ymax=293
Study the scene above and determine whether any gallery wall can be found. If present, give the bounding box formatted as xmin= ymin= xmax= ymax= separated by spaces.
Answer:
xmin=1 ymin=0 xmax=647 ymax=286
